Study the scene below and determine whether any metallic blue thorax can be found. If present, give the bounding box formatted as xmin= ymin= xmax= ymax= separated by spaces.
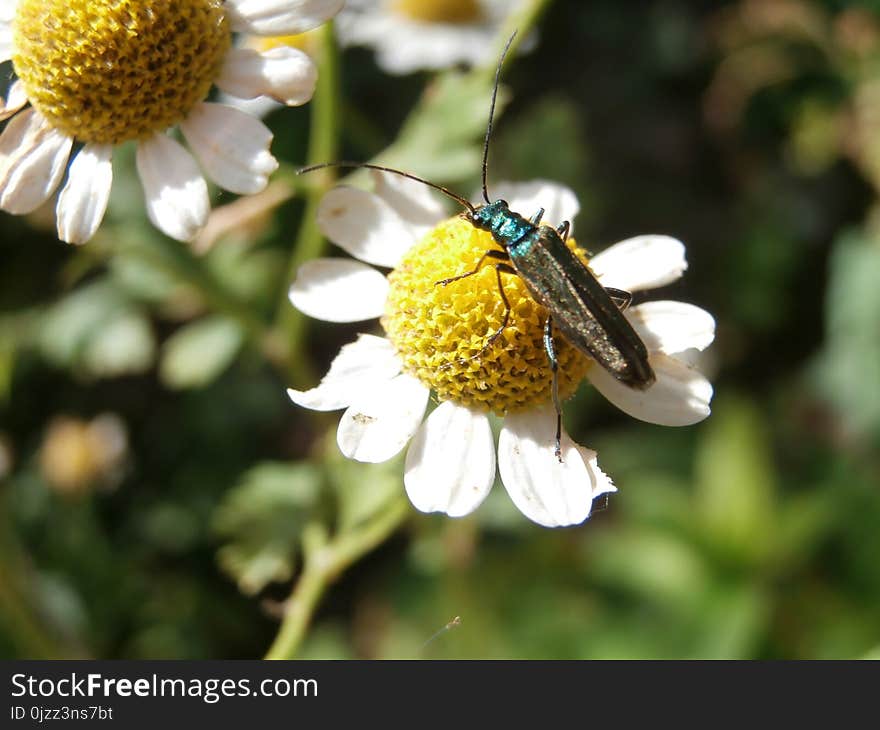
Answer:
xmin=470 ymin=200 xmax=535 ymax=252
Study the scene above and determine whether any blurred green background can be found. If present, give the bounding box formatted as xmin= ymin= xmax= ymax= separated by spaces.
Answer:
xmin=2 ymin=0 xmax=880 ymax=659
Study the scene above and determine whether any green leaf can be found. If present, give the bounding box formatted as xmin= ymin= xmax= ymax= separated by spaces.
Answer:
xmin=493 ymin=95 xmax=590 ymax=189
xmin=0 ymin=321 xmax=18 ymax=402
xmin=325 ymin=436 xmax=404 ymax=532
xmin=380 ymin=71 xmax=509 ymax=182
xmin=110 ymin=255 xmax=179 ymax=303
xmin=81 ymin=313 xmax=155 ymax=378
xmin=37 ymin=280 xmax=155 ymax=377
xmin=213 ymin=462 xmax=320 ymax=595
xmin=159 ymin=316 xmax=244 ymax=390
xmin=216 ymin=541 xmax=296 ymax=599
xmin=810 ymin=229 xmax=880 ymax=435
xmin=690 ymin=584 xmax=769 ymax=659
xmin=206 ymin=245 xmax=284 ymax=308
xmin=587 ymin=528 xmax=712 ymax=610
xmin=772 ymin=491 xmax=837 ymax=572
xmin=786 ymin=98 xmax=843 ymax=176
xmin=694 ymin=393 xmax=777 ymax=565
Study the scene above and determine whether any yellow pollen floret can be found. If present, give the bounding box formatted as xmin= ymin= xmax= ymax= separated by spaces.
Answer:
xmin=12 ymin=0 xmax=230 ymax=145
xmin=382 ymin=216 xmax=594 ymax=416
xmin=390 ymin=0 xmax=484 ymax=25
xmin=253 ymin=30 xmax=320 ymax=55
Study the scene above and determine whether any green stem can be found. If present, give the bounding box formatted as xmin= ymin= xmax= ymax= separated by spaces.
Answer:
xmin=272 ymin=22 xmax=341 ymax=387
xmin=264 ymin=496 xmax=409 ymax=660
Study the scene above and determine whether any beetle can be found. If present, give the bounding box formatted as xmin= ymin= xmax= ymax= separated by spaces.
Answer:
xmin=301 ymin=32 xmax=656 ymax=459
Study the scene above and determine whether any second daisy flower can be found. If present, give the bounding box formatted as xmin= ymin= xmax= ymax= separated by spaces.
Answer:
xmin=0 ymin=0 xmax=344 ymax=244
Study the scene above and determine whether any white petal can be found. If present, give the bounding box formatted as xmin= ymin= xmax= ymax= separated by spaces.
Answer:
xmin=484 ymin=180 xmax=580 ymax=231
xmin=498 ymin=405 xmax=603 ymax=528
xmin=580 ymin=447 xmax=617 ymax=499
xmin=226 ymin=0 xmax=344 ymax=35
xmin=337 ymin=373 xmax=429 ymax=463
xmin=317 ymin=185 xmax=421 ymax=268
xmin=217 ymin=92 xmax=283 ymax=120
xmin=0 ymin=110 xmax=72 ymax=214
xmin=0 ymin=81 xmax=27 ymax=121
xmin=0 ymin=18 xmax=13 ymax=63
xmin=371 ymin=170 xmax=448 ymax=230
xmin=287 ymin=334 xmax=401 ymax=411
xmin=627 ymin=301 xmax=716 ymax=355
xmin=289 ymin=258 xmax=388 ymax=322
xmin=136 ymin=134 xmax=209 ymax=242
xmin=588 ymin=352 xmax=713 ymax=426
xmin=56 ymin=144 xmax=113 ymax=245
xmin=0 ymin=1 xmax=15 ymax=24
xmin=216 ymin=46 xmax=317 ymax=106
xmin=180 ymin=102 xmax=277 ymax=195
xmin=404 ymin=402 xmax=495 ymax=517
xmin=589 ymin=235 xmax=687 ymax=292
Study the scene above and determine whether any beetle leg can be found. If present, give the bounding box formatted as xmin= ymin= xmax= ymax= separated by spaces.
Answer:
xmin=530 ymin=208 xmax=545 ymax=225
xmin=556 ymin=221 xmax=570 ymax=242
xmin=543 ymin=314 xmax=563 ymax=462
xmin=435 ymin=248 xmax=509 ymax=286
xmin=439 ymin=263 xmax=518 ymax=369
xmin=604 ymin=286 xmax=633 ymax=311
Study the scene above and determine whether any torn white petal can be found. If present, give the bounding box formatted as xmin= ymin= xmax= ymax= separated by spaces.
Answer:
xmin=217 ymin=46 xmax=317 ymax=106
xmin=498 ymin=406 xmax=598 ymax=528
xmin=181 ymin=102 xmax=277 ymax=195
xmin=287 ymin=334 xmax=401 ymax=411
xmin=289 ymin=258 xmax=388 ymax=322
xmin=576 ymin=446 xmax=617 ymax=499
xmin=588 ymin=352 xmax=713 ymax=426
xmin=136 ymin=134 xmax=209 ymax=242
xmin=590 ymin=235 xmax=687 ymax=292
xmin=0 ymin=109 xmax=72 ymax=214
xmin=404 ymin=402 xmax=495 ymax=518
xmin=56 ymin=144 xmax=113 ymax=245
xmin=337 ymin=373 xmax=429 ymax=463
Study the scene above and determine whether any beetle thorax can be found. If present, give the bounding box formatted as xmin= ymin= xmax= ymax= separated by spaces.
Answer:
xmin=471 ymin=200 xmax=532 ymax=247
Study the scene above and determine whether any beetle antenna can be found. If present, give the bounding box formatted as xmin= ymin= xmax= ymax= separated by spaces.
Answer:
xmin=481 ymin=30 xmax=518 ymax=205
xmin=299 ymin=161 xmax=476 ymax=214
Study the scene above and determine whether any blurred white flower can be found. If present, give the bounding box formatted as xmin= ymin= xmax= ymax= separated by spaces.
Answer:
xmin=337 ymin=0 xmax=529 ymax=74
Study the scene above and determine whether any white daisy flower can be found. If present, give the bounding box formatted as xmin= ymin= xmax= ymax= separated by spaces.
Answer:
xmin=336 ymin=0 xmax=526 ymax=75
xmin=288 ymin=172 xmax=715 ymax=528
xmin=0 ymin=0 xmax=344 ymax=244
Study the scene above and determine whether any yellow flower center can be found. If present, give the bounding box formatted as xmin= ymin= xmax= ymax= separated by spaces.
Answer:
xmin=389 ymin=0 xmax=484 ymax=24
xmin=382 ymin=217 xmax=593 ymax=416
xmin=12 ymin=0 xmax=230 ymax=145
